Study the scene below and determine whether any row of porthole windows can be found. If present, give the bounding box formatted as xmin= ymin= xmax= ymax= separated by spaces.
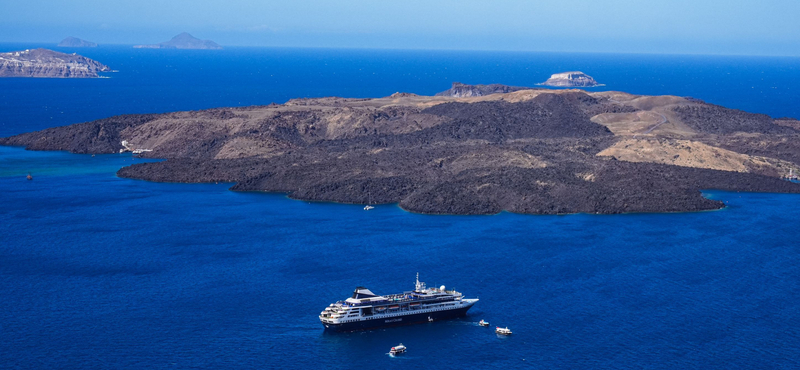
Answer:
xmin=335 ymin=304 xmax=462 ymax=323
xmin=353 ymin=304 xmax=459 ymax=319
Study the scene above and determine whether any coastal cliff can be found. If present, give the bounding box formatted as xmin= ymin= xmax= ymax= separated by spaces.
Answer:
xmin=541 ymin=71 xmax=600 ymax=87
xmin=2 ymin=84 xmax=799 ymax=214
xmin=0 ymin=48 xmax=110 ymax=78
xmin=134 ymin=32 xmax=222 ymax=50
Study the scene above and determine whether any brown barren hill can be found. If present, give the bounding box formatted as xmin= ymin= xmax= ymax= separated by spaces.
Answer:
xmin=2 ymin=84 xmax=799 ymax=214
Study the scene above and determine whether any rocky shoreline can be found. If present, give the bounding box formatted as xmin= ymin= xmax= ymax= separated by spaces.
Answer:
xmin=3 ymin=85 xmax=799 ymax=215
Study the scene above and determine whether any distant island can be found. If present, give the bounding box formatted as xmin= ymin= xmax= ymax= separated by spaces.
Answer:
xmin=57 ymin=37 xmax=97 ymax=47
xmin=2 ymin=83 xmax=799 ymax=214
xmin=540 ymin=71 xmax=601 ymax=87
xmin=133 ymin=32 xmax=222 ymax=50
xmin=0 ymin=48 xmax=110 ymax=78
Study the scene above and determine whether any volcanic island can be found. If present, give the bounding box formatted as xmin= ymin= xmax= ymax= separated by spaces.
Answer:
xmin=2 ymin=82 xmax=799 ymax=214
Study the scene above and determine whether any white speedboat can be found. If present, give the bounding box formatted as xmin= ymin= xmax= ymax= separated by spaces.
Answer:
xmin=479 ymin=319 xmax=489 ymax=327
xmin=496 ymin=327 xmax=512 ymax=335
xmin=390 ymin=343 xmax=406 ymax=356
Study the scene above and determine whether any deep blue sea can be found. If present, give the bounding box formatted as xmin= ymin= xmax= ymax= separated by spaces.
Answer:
xmin=1 ymin=44 xmax=799 ymax=369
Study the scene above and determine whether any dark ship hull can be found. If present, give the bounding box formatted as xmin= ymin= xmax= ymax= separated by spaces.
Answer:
xmin=322 ymin=304 xmax=473 ymax=332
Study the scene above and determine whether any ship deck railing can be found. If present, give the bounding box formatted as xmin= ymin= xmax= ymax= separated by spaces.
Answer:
xmin=336 ymin=293 xmax=461 ymax=308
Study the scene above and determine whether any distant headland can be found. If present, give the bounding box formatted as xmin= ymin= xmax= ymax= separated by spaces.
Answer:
xmin=57 ymin=37 xmax=98 ymax=48
xmin=2 ymin=83 xmax=798 ymax=215
xmin=134 ymin=32 xmax=223 ymax=50
xmin=540 ymin=71 xmax=601 ymax=87
xmin=0 ymin=48 xmax=110 ymax=78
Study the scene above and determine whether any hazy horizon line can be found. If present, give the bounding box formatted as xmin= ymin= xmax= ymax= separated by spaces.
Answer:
xmin=2 ymin=40 xmax=799 ymax=59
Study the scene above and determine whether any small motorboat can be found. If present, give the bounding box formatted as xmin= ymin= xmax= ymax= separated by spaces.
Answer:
xmin=428 ymin=316 xmax=434 ymax=322
xmin=496 ymin=327 xmax=512 ymax=335
xmin=479 ymin=319 xmax=489 ymax=327
xmin=389 ymin=343 xmax=406 ymax=356
xmin=364 ymin=191 xmax=375 ymax=210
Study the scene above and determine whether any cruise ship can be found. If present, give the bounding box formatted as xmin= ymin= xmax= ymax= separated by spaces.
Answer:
xmin=319 ymin=274 xmax=479 ymax=332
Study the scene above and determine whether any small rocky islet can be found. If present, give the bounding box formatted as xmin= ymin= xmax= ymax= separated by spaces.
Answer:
xmin=57 ymin=37 xmax=98 ymax=48
xmin=2 ymin=82 xmax=799 ymax=215
xmin=540 ymin=71 xmax=601 ymax=87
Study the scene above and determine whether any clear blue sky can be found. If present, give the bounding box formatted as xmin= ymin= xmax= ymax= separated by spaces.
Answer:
xmin=3 ymin=0 xmax=799 ymax=56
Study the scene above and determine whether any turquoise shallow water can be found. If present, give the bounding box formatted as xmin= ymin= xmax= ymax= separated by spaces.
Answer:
xmin=1 ymin=46 xmax=800 ymax=369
